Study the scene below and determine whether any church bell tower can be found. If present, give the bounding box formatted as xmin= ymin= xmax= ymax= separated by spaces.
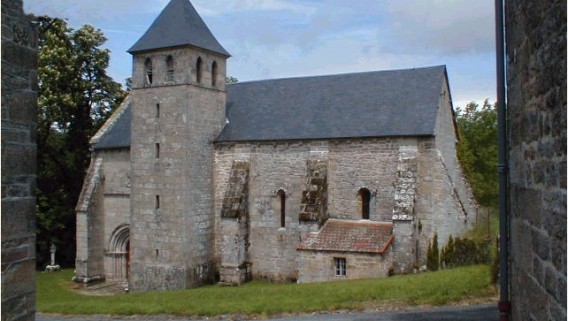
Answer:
xmin=127 ymin=0 xmax=229 ymax=290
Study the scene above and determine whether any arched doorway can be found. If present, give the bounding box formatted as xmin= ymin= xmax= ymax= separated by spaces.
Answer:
xmin=107 ymin=224 xmax=130 ymax=284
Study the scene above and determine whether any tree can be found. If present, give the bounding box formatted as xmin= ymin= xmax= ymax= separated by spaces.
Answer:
xmin=36 ymin=16 xmax=126 ymax=268
xmin=441 ymin=234 xmax=455 ymax=268
xmin=226 ymin=76 xmax=239 ymax=84
xmin=427 ymin=233 xmax=439 ymax=271
xmin=455 ymin=100 xmax=498 ymax=208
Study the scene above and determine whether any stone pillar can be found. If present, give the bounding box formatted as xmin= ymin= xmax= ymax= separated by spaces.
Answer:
xmin=506 ymin=0 xmax=566 ymax=320
xmin=1 ymin=0 xmax=38 ymax=320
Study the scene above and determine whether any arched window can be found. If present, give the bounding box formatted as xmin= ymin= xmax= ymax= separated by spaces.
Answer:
xmin=144 ymin=58 xmax=153 ymax=85
xmin=166 ymin=55 xmax=174 ymax=82
xmin=196 ymin=57 xmax=203 ymax=83
xmin=277 ymin=189 xmax=286 ymax=227
xmin=358 ymin=188 xmax=371 ymax=219
xmin=211 ymin=61 xmax=218 ymax=86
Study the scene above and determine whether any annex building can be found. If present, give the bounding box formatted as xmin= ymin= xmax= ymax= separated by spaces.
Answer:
xmin=74 ymin=0 xmax=477 ymax=291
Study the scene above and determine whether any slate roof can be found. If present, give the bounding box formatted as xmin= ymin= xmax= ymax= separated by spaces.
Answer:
xmin=297 ymin=219 xmax=394 ymax=254
xmin=128 ymin=0 xmax=230 ymax=56
xmin=92 ymin=65 xmax=449 ymax=150
xmin=216 ymin=65 xmax=447 ymax=142
xmin=92 ymin=97 xmax=131 ymax=150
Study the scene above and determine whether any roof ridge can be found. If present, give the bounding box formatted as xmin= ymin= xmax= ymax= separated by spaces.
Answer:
xmin=228 ymin=65 xmax=446 ymax=86
xmin=327 ymin=218 xmax=394 ymax=226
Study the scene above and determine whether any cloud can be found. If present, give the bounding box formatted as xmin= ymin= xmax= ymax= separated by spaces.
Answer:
xmin=384 ymin=0 xmax=495 ymax=55
xmin=24 ymin=0 xmax=164 ymax=28
xmin=24 ymin=0 xmax=496 ymax=108
xmin=193 ymin=0 xmax=316 ymax=16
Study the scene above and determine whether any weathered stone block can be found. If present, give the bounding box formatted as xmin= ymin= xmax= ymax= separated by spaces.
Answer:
xmin=1 ymin=199 xmax=35 ymax=237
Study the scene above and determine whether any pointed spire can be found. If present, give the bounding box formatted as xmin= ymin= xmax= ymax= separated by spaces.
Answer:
xmin=128 ymin=0 xmax=230 ymax=56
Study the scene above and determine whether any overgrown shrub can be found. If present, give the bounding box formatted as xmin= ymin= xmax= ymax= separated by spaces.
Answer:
xmin=427 ymin=233 xmax=439 ymax=271
xmin=440 ymin=234 xmax=491 ymax=269
xmin=441 ymin=235 xmax=455 ymax=268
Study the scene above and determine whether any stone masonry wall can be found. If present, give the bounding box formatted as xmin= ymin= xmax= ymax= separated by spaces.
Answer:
xmin=297 ymin=251 xmax=392 ymax=283
xmin=130 ymin=46 xmax=226 ymax=290
xmin=433 ymin=77 xmax=478 ymax=223
xmin=215 ymin=142 xmax=314 ymax=281
xmin=411 ymin=85 xmax=476 ymax=268
xmin=506 ymin=0 xmax=567 ymax=320
xmin=1 ymin=0 xmax=38 ymax=320
xmin=100 ymin=149 xmax=130 ymax=283
xmin=75 ymin=149 xmax=130 ymax=284
xmin=215 ymin=136 xmax=473 ymax=280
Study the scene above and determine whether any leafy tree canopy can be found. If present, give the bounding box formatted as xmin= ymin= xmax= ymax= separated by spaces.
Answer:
xmin=455 ymin=100 xmax=498 ymax=208
xmin=226 ymin=76 xmax=239 ymax=84
xmin=36 ymin=16 xmax=126 ymax=268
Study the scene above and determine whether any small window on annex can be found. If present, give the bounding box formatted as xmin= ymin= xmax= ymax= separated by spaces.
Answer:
xmin=166 ymin=55 xmax=174 ymax=82
xmin=196 ymin=57 xmax=203 ymax=83
xmin=358 ymin=188 xmax=371 ymax=220
xmin=277 ymin=189 xmax=286 ymax=228
xmin=144 ymin=58 xmax=153 ymax=85
xmin=334 ymin=257 xmax=346 ymax=276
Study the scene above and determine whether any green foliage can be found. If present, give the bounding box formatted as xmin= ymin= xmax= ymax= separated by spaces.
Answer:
xmin=440 ymin=235 xmax=455 ymax=268
xmin=226 ymin=75 xmax=239 ymax=84
xmin=37 ymin=266 xmax=495 ymax=316
xmin=427 ymin=233 xmax=439 ymax=271
xmin=36 ymin=16 xmax=126 ymax=268
xmin=464 ymin=207 xmax=499 ymax=240
xmin=455 ymin=100 xmax=498 ymax=207
xmin=440 ymin=235 xmax=492 ymax=269
xmin=490 ymin=236 xmax=499 ymax=284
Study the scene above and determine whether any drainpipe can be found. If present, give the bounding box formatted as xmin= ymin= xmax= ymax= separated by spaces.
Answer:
xmin=495 ymin=0 xmax=510 ymax=320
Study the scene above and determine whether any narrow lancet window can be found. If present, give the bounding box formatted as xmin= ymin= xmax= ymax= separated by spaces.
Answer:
xmin=166 ymin=55 xmax=174 ymax=82
xmin=144 ymin=58 xmax=153 ymax=85
xmin=211 ymin=61 xmax=218 ymax=87
xmin=277 ymin=190 xmax=286 ymax=227
xmin=359 ymin=188 xmax=371 ymax=219
xmin=196 ymin=57 xmax=203 ymax=83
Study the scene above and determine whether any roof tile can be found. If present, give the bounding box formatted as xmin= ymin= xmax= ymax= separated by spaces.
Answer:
xmin=297 ymin=219 xmax=394 ymax=254
xmin=217 ymin=65 xmax=447 ymax=142
xmin=93 ymin=65 xmax=448 ymax=149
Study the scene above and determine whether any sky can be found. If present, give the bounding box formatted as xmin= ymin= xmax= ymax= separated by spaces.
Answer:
xmin=24 ymin=0 xmax=496 ymax=109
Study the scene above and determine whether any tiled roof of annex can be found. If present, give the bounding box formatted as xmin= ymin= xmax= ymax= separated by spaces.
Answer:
xmin=297 ymin=219 xmax=394 ymax=254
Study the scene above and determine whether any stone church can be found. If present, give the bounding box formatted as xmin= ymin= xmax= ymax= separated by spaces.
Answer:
xmin=74 ymin=0 xmax=477 ymax=291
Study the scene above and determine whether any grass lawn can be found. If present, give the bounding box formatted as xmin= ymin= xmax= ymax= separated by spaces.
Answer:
xmin=37 ymin=265 xmax=496 ymax=317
